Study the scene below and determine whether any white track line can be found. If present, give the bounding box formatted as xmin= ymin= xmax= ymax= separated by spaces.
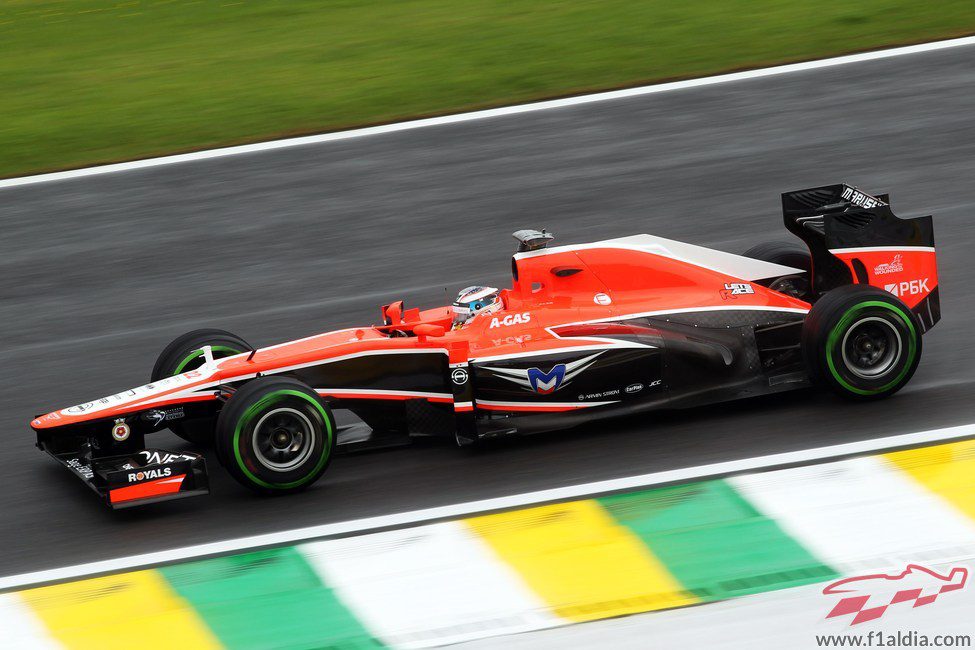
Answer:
xmin=1 ymin=422 xmax=973 ymax=592
xmin=3 ymin=35 xmax=975 ymax=191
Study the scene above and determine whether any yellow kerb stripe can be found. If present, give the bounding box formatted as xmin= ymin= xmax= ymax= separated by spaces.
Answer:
xmin=465 ymin=499 xmax=696 ymax=622
xmin=885 ymin=440 xmax=975 ymax=521
xmin=19 ymin=569 xmax=221 ymax=650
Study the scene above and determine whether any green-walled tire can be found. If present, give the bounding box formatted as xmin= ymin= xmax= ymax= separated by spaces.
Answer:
xmin=150 ymin=328 xmax=252 ymax=445
xmin=802 ymin=285 xmax=922 ymax=400
xmin=215 ymin=376 xmax=335 ymax=495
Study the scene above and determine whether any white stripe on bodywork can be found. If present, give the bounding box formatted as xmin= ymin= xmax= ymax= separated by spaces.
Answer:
xmin=828 ymin=246 xmax=936 ymax=254
xmin=299 ymin=522 xmax=562 ymax=648
xmin=513 ymin=234 xmax=805 ymax=281
xmin=117 ymin=348 xmax=452 ymax=412
xmin=475 ymin=399 xmax=617 ymax=409
xmin=315 ymin=388 xmax=452 ymax=400
xmin=247 ymin=346 xmax=450 ymax=376
xmin=550 ymin=305 xmax=808 ymax=333
xmin=470 ymin=343 xmax=647 ymax=363
xmin=729 ymin=456 xmax=975 ymax=574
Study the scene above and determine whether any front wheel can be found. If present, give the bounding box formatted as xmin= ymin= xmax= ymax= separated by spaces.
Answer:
xmin=802 ymin=284 xmax=921 ymax=399
xmin=215 ymin=377 xmax=336 ymax=494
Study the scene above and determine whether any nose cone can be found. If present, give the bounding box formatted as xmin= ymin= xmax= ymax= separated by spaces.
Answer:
xmin=31 ymin=411 xmax=63 ymax=430
xmin=30 ymin=366 xmax=220 ymax=432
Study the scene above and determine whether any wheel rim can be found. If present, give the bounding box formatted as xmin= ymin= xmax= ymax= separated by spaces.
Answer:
xmin=840 ymin=316 xmax=902 ymax=379
xmin=252 ymin=407 xmax=315 ymax=471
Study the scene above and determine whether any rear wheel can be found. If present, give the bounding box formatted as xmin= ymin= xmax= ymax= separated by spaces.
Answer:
xmin=151 ymin=328 xmax=251 ymax=445
xmin=215 ymin=376 xmax=336 ymax=494
xmin=802 ymin=284 xmax=921 ymax=399
xmin=742 ymin=240 xmax=812 ymax=300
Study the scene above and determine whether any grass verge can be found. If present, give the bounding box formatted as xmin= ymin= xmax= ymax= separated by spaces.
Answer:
xmin=3 ymin=0 xmax=975 ymax=178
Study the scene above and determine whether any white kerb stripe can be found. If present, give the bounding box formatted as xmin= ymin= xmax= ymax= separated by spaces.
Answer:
xmin=1 ymin=423 xmax=973 ymax=591
xmin=0 ymin=593 xmax=62 ymax=649
xmin=3 ymin=36 xmax=975 ymax=190
xmin=299 ymin=522 xmax=562 ymax=648
xmin=729 ymin=456 xmax=975 ymax=574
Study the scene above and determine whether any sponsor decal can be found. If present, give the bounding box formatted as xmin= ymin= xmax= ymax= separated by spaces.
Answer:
xmin=873 ymin=254 xmax=904 ymax=276
xmin=884 ymin=278 xmax=930 ymax=297
xmin=111 ymin=419 xmax=131 ymax=442
xmin=142 ymin=406 xmax=185 ymax=427
xmin=451 ymin=368 xmax=469 ymax=385
xmin=164 ymin=406 xmax=185 ymax=420
xmin=720 ymin=282 xmax=754 ymax=300
xmin=143 ymin=410 xmax=166 ymax=427
xmin=127 ymin=467 xmax=173 ymax=483
xmin=482 ymin=352 xmax=602 ymax=394
xmin=621 ymin=380 xmax=660 ymax=397
xmin=578 ymin=389 xmax=620 ymax=400
xmin=61 ymin=372 xmax=206 ymax=417
xmin=489 ymin=312 xmax=532 ymax=329
xmin=63 ymin=401 xmax=96 ymax=415
xmin=66 ymin=457 xmax=94 ymax=480
xmin=823 ymin=564 xmax=967 ymax=626
xmin=139 ymin=450 xmax=196 ymax=465
xmin=841 ymin=186 xmax=885 ymax=209
xmin=593 ymin=293 xmax=612 ymax=306
xmin=490 ymin=334 xmax=534 ymax=347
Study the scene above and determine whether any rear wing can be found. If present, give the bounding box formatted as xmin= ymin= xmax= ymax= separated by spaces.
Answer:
xmin=783 ymin=184 xmax=939 ymax=331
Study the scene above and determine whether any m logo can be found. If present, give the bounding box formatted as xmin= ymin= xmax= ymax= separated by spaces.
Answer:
xmin=483 ymin=352 xmax=602 ymax=394
xmin=527 ymin=365 xmax=567 ymax=394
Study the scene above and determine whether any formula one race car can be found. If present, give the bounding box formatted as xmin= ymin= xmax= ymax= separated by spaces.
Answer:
xmin=31 ymin=183 xmax=940 ymax=507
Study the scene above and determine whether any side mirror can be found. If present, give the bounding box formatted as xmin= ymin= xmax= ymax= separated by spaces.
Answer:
xmin=414 ymin=324 xmax=445 ymax=342
xmin=382 ymin=301 xmax=404 ymax=325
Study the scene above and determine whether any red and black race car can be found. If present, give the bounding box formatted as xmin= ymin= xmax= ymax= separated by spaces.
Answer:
xmin=31 ymin=183 xmax=940 ymax=507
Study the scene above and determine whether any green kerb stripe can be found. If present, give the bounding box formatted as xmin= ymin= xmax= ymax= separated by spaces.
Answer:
xmin=159 ymin=546 xmax=381 ymax=649
xmin=599 ymin=480 xmax=838 ymax=601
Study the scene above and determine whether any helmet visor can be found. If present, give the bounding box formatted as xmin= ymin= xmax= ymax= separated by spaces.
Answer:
xmin=452 ymin=293 xmax=499 ymax=326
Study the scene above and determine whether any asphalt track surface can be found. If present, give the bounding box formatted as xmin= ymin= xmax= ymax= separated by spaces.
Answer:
xmin=2 ymin=45 xmax=975 ymax=578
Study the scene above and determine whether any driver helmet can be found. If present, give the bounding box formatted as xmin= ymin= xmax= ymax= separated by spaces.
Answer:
xmin=452 ymin=286 xmax=502 ymax=328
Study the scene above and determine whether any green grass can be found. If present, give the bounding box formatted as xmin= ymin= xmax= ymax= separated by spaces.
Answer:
xmin=3 ymin=0 xmax=975 ymax=178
